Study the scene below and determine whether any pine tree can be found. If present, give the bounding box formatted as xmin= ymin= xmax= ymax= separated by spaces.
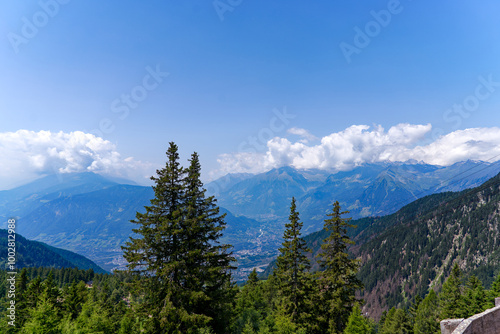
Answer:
xmin=181 ymin=151 xmax=236 ymax=332
xmin=274 ymin=197 xmax=315 ymax=331
xmin=413 ymin=290 xmax=439 ymax=334
xmin=343 ymin=304 xmax=373 ymax=334
xmin=62 ymin=280 xmax=88 ymax=320
xmin=463 ymin=275 xmax=492 ymax=317
xmin=439 ymin=263 xmax=466 ymax=319
xmin=490 ymin=272 xmax=500 ymax=297
xmin=234 ymin=270 xmax=271 ymax=333
xmin=122 ymin=143 xmax=235 ymax=333
xmin=379 ymin=307 xmax=412 ymax=334
xmin=316 ymin=201 xmax=362 ymax=333
xmin=20 ymin=297 xmax=60 ymax=334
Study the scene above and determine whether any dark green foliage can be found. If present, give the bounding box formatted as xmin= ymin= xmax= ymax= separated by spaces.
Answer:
xmin=439 ymin=263 xmax=466 ymax=319
xmin=413 ymin=290 xmax=439 ymax=334
xmin=122 ymin=143 xmax=235 ymax=333
xmin=274 ymin=198 xmax=315 ymax=331
xmin=343 ymin=304 xmax=374 ymax=334
xmin=316 ymin=201 xmax=363 ymax=333
xmin=233 ymin=270 xmax=271 ymax=334
xmin=379 ymin=307 xmax=412 ymax=334
xmin=463 ymin=275 xmax=493 ymax=317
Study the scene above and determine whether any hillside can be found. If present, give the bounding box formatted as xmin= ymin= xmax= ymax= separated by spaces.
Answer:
xmin=356 ymin=171 xmax=500 ymax=319
xmin=295 ymin=171 xmax=500 ymax=319
xmin=0 ymin=229 xmax=106 ymax=273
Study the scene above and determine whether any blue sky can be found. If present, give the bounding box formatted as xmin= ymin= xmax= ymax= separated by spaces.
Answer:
xmin=1 ymin=1 xmax=500 ymax=188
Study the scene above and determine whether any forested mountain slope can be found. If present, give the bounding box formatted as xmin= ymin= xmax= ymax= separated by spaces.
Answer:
xmin=357 ymin=172 xmax=500 ymax=318
xmin=0 ymin=229 xmax=106 ymax=273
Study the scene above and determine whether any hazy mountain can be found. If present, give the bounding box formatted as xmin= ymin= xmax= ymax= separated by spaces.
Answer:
xmin=208 ymin=160 xmax=500 ymax=232
xmin=0 ymin=229 xmax=106 ymax=273
xmin=2 ymin=173 xmax=270 ymax=277
xmin=5 ymin=160 xmax=500 ymax=278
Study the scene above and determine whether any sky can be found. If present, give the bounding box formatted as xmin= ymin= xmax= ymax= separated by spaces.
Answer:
xmin=1 ymin=1 xmax=500 ymax=189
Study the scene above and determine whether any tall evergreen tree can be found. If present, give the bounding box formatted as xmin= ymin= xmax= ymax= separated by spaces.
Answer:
xmin=343 ymin=304 xmax=373 ymax=334
xmin=122 ymin=143 xmax=235 ymax=333
xmin=439 ymin=263 xmax=466 ymax=319
xmin=316 ymin=201 xmax=362 ymax=333
xmin=463 ymin=275 xmax=492 ymax=317
xmin=274 ymin=197 xmax=314 ymax=331
xmin=181 ymin=152 xmax=236 ymax=332
xmin=413 ymin=290 xmax=439 ymax=334
xmin=379 ymin=307 xmax=412 ymax=334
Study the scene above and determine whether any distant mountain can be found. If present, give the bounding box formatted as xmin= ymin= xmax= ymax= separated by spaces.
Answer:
xmin=1 ymin=173 xmax=271 ymax=278
xmin=5 ymin=160 xmax=500 ymax=280
xmin=207 ymin=166 xmax=326 ymax=221
xmin=208 ymin=160 xmax=500 ymax=232
xmin=0 ymin=229 xmax=106 ymax=273
xmin=0 ymin=172 xmax=118 ymax=222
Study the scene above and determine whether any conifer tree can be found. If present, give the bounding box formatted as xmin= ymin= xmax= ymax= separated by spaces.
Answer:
xmin=379 ymin=307 xmax=412 ymax=334
xmin=463 ymin=275 xmax=492 ymax=317
xmin=274 ymin=197 xmax=314 ymax=330
xmin=490 ymin=272 xmax=500 ymax=297
xmin=122 ymin=143 xmax=235 ymax=333
xmin=181 ymin=152 xmax=236 ymax=332
xmin=62 ymin=280 xmax=88 ymax=320
xmin=343 ymin=304 xmax=373 ymax=334
xmin=413 ymin=290 xmax=439 ymax=334
xmin=20 ymin=296 xmax=60 ymax=334
xmin=439 ymin=263 xmax=465 ymax=319
xmin=316 ymin=201 xmax=362 ymax=333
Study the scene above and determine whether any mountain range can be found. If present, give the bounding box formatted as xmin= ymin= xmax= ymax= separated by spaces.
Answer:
xmin=207 ymin=160 xmax=500 ymax=233
xmin=2 ymin=160 xmax=500 ymax=280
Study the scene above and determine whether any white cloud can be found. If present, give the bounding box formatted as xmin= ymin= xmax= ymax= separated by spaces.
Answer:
xmin=0 ymin=130 xmax=154 ymax=189
xmin=287 ymin=127 xmax=318 ymax=142
xmin=213 ymin=124 xmax=500 ymax=176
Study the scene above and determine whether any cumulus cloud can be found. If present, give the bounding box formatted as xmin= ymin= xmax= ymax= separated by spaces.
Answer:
xmin=213 ymin=124 xmax=500 ymax=176
xmin=0 ymin=130 xmax=153 ymax=189
xmin=287 ymin=127 xmax=318 ymax=143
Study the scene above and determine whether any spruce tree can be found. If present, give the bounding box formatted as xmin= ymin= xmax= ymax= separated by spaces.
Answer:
xmin=463 ymin=275 xmax=492 ymax=317
xmin=413 ymin=290 xmax=439 ymax=334
xmin=181 ymin=152 xmax=236 ymax=332
xmin=379 ymin=307 xmax=412 ymax=334
xmin=343 ymin=304 xmax=373 ymax=334
xmin=439 ymin=263 xmax=465 ymax=319
xmin=122 ymin=143 xmax=235 ymax=333
xmin=316 ymin=201 xmax=362 ymax=333
xmin=274 ymin=197 xmax=314 ymax=330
